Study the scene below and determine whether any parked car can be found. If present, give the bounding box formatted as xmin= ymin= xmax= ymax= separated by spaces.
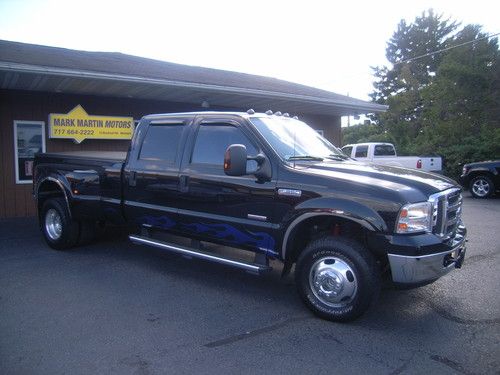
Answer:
xmin=460 ymin=160 xmax=500 ymax=198
xmin=341 ymin=142 xmax=442 ymax=173
xmin=33 ymin=111 xmax=466 ymax=321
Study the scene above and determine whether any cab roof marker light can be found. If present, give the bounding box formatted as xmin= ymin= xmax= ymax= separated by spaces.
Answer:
xmin=274 ymin=111 xmax=282 ymax=116
xmin=283 ymin=113 xmax=290 ymax=117
xmin=265 ymin=110 xmax=273 ymax=115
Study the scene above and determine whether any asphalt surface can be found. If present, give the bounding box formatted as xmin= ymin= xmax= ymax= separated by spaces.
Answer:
xmin=1 ymin=193 xmax=499 ymax=375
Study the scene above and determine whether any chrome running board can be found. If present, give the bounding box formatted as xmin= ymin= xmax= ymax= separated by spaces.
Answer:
xmin=129 ymin=235 xmax=271 ymax=274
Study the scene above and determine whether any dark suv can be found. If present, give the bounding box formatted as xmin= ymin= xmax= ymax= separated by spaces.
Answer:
xmin=460 ymin=160 xmax=500 ymax=198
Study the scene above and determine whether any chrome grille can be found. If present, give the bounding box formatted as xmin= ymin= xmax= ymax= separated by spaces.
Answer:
xmin=429 ymin=188 xmax=462 ymax=238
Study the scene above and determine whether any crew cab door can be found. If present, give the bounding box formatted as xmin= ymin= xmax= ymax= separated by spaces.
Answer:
xmin=123 ymin=118 xmax=190 ymax=229
xmin=353 ymin=144 xmax=370 ymax=161
xmin=175 ymin=117 xmax=278 ymax=256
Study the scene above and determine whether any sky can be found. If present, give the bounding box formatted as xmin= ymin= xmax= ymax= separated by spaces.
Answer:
xmin=0 ymin=0 xmax=498 ymax=124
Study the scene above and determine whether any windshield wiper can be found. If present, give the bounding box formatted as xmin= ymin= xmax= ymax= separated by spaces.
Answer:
xmin=326 ymin=154 xmax=349 ymax=161
xmin=287 ymin=155 xmax=324 ymax=161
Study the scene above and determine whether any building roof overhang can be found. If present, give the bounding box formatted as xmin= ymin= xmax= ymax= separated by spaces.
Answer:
xmin=0 ymin=40 xmax=388 ymax=116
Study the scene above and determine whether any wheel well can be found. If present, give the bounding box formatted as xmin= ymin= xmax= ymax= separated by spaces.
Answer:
xmin=37 ymin=180 xmax=67 ymax=217
xmin=469 ymin=171 xmax=493 ymax=181
xmin=283 ymin=215 xmax=369 ymax=266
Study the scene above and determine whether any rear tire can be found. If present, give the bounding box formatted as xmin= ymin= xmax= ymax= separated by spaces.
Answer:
xmin=470 ymin=175 xmax=494 ymax=198
xmin=295 ymin=236 xmax=380 ymax=322
xmin=40 ymin=198 xmax=79 ymax=250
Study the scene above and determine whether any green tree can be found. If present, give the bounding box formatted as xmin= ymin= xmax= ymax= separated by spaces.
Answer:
xmin=366 ymin=10 xmax=499 ymax=178
xmin=370 ymin=10 xmax=458 ymax=154
xmin=371 ymin=9 xmax=458 ymax=103
xmin=341 ymin=123 xmax=392 ymax=146
xmin=415 ymin=25 xmax=500 ymax=176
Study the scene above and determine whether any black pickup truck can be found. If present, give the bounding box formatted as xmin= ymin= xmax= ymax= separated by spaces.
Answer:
xmin=33 ymin=110 xmax=467 ymax=321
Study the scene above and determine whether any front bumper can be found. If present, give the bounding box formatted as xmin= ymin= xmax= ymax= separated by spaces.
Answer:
xmin=370 ymin=224 xmax=467 ymax=285
xmin=388 ymin=239 xmax=466 ymax=284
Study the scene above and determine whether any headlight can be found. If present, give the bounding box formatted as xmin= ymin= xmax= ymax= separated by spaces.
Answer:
xmin=396 ymin=202 xmax=432 ymax=233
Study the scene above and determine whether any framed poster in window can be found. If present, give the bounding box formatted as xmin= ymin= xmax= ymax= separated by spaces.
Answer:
xmin=13 ymin=121 xmax=46 ymax=184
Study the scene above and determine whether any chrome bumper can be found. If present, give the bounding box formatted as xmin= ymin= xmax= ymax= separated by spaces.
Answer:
xmin=388 ymin=241 xmax=466 ymax=284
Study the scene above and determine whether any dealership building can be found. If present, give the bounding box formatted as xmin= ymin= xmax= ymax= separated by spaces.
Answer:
xmin=0 ymin=39 xmax=386 ymax=218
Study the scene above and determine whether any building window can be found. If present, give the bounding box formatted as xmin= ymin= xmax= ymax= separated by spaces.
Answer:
xmin=14 ymin=121 xmax=46 ymax=184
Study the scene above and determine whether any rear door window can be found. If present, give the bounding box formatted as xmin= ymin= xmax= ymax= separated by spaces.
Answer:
xmin=374 ymin=144 xmax=396 ymax=156
xmin=355 ymin=145 xmax=368 ymax=158
xmin=139 ymin=123 xmax=185 ymax=163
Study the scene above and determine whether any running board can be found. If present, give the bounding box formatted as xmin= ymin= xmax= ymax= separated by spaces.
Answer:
xmin=129 ymin=235 xmax=272 ymax=274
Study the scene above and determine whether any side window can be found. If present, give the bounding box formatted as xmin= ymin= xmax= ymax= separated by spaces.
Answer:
xmin=355 ymin=145 xmax=368 ymax=158
xmin=191 ymin=124 xmax=257 ymax=166
xmin=374 ymin=144 xmax=395 ymax=156
xmin=342 ymin=146 xmax=353 ymax=157
xmin=139 ymin=124 xmax=184 ymax=162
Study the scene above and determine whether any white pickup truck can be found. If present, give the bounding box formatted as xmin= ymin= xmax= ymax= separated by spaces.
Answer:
xmin=341 ymin=142 xmax=442 ymax=173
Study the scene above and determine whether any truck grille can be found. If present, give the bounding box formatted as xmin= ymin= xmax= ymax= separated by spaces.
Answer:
xmin=430 ymin=188 xmax=462 ymax=239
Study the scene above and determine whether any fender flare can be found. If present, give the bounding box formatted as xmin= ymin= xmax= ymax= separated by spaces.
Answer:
xmin=469 ymin=167 xmax=496 ymax=176
xmin=281 ymin=198 xmax=388 ymax=260
xmin=36 ymin=176 xmax=72 ymax=218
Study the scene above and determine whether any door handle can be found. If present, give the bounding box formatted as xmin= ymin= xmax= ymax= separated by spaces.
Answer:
xmin=128 ymin=171 xmax=137 ymax=187
xmin=179 ymin=175 xmax=189 ymax=193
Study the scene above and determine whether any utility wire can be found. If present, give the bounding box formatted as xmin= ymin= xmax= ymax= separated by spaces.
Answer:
xmin=394 ymin=31 xmax=500 ymax=66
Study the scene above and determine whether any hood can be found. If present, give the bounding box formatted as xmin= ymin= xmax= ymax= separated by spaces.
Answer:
xmin=293 ymin=159 xmax=457 ymax=201
xmin=465 ymin=160 xmax=500 ymax=168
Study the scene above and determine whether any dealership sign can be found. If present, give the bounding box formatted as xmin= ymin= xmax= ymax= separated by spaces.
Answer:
xmin=49 ymin=105 xmax=134 ymax=143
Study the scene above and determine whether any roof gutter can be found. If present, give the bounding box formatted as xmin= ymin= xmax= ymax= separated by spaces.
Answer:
xmin=0 ymin=62 xmax=388 ymax=113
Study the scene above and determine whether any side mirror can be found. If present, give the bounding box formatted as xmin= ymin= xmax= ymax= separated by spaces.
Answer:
xmin=224 ymin=144 xmax=272 ymax=181
xmin=224 ymin=144 xmax=247 ymax=176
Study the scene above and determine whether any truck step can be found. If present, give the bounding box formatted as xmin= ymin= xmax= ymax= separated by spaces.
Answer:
xmin=129 ymin=234 xmax=272 ymax=274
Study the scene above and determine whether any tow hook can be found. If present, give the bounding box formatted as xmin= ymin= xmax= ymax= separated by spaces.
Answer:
xmin=443 ymin=247 xmax=466 ymax=268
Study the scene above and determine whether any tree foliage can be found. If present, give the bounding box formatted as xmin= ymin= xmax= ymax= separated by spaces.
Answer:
xmin=371 ymin=9 xmax=458 ymax=103
xmin=344 ymin=10 xmax=500 ymax=179
xmin=342 ymin=123 xmax=393 ymax=145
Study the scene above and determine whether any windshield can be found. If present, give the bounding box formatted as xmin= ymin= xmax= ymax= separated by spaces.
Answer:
xmin=249 ymin=117 xmax=347 ymax=162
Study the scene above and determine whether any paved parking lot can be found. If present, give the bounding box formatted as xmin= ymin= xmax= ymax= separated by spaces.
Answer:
xmin=1 ymin=194 xmax=499 ymax=375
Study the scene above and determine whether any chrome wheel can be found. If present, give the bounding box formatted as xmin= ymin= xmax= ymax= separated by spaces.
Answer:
xmin=472 ymin=178 xmax=490 ymax=197
xmin=309 ymin=256 xmax=358 ymax=307
xmin=45 ymin=208 xmax=63 ymax=240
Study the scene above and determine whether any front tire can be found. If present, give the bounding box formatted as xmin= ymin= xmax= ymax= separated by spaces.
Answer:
xmin=470 ymin=175 xmax=494 ymax=198
xmin=40 ymin=198 xmax=79 ymax=250
xmin=295 ymin=236 xmax=380 ymax=322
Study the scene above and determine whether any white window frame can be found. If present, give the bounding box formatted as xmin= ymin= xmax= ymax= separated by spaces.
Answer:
xmin=13 ymin=120 xmax=46 ymax=184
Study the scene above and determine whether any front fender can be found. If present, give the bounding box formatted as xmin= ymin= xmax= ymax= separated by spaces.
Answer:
xmin=280 ymin=197 xmax=388 ymax=259
xmin=295 ymin=197 xmax=387 ymax=232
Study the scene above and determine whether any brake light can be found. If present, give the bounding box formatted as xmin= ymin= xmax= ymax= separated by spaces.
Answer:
xmin=416 ymin=159 xmax=422 ymax=169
